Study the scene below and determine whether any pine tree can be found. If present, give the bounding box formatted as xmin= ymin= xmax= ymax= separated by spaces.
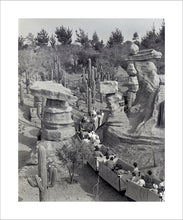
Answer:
xmin=107 ymin=28 xmax=124 ymax=47
xmin=35 ymin=29 xmax=49 ymax=47
xmin=55 ymin=26 xmax=72 ymax=45
xmin=75 ymin=29 xmax=90 ymax=48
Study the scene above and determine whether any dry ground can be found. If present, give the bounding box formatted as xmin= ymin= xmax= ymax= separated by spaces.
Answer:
xmin=18 ymin=93 xmax=128 ymax=202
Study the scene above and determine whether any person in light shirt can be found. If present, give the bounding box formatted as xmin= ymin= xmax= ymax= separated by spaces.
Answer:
xmin=132 ymin=162 xmax=139 ymax=176
xmin=136 ymin=175 xmax=146 ymax=187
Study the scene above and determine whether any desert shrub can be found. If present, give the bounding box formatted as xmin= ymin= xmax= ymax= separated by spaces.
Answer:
xmin=77 ymin=47 xmax=100 ymax=67
xmin=56 ymin=137 xmax=92 ymax=184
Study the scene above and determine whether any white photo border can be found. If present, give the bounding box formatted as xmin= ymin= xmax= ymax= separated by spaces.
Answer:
xmin=1 ymin=1 xmax=182 ymax=219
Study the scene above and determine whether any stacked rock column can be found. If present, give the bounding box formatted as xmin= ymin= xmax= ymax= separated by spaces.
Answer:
xmin=42 ymin=99 xmax=75 ymax=141
xmin=30 ymin=81 xmax=77 ymax=142
xmin=126 ymin=62 xmax=139 ymax=109
xmin=99 ymin=81 xmax=119 ymax=115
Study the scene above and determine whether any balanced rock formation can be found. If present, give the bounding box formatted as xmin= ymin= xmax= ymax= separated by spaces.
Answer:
xmin=30 ymin=81 xmax=77 ymax=141
xmin=99 ymin=81 xmax=130 ymax=131
xmin=126 ymin=63 xmax=139 ymax=109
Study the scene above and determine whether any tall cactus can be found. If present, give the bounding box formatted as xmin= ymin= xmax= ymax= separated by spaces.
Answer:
xmin=91 ymin=67 xmax=96 ymax=105
xmin=37 ymin=145 xmax=48 ymax=201
xmin=92 ymin=80 xmax=96 ymax=105
xmin=88 ymin=58 xmax=92 ymax=88
xmin=86 ymin=83 xmax=89 ymax=104
xmin=88 ymin=87 xmax=92 ymax=115
xmin=27 ymin=145 xmax=58 ymax=201
xmin=82 ymin=68 xmax=87 ymax=88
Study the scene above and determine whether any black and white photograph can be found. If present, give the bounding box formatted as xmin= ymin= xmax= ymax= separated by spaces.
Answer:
xmin=1 ymin=1 xmax=183 ymax=220
xmin=18 ymin=18 xmax=165 ymax=202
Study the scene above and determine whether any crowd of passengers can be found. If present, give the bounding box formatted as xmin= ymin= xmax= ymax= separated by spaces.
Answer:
xmin=79 ymin=111 xmax=165 ymax=201
xmin=77 ymin=110 xmax=104 ymax=138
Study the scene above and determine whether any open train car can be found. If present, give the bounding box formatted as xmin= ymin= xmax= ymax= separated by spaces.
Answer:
xmin=88 ymin=157 xmax=98 ymax=171
xmin=125 ymin=180 xmax=161 ymax=201
xmin=87 ymin=145 xmax=108 ymax=171
xmin=98 ymin=159 xmax=133 ymax=192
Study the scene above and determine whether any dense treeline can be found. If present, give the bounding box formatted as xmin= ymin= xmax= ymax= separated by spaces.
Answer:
xmin=18 ymin=22 xmax=165 ymax=79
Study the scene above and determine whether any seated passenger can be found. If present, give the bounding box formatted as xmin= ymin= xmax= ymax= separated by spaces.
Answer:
xmin=132 ymin=162 xmax=139 ymax=176
xmin=132 ymin=171 xmax=141 ymax=182
xmin=150 ymin=183 xmax=159 ymax=194
xmin=104 ymin=147 xmax=114 ymax=159
xmin=159 ymin=190 xmax=165 ymax=202
xmin=144 ymin=170 xmax=154 ymax=189
xmin=82 ymin=138 xmax=90 ymax=144
xmin=94 ymin=146 xmax=104 ymax=158
xmin=105 ymin=157 xmax=115 ymax=170
xmin=159 ymin=177 xmax=165 ymax=189
xmin=158 ymin=178 xmax=165 ymax=195
xmin=136 ymin=175 xmax=146 ymax=187
xmin=97 ymin=110 xmax=104 ymax=127
xmin=114 ymin=164 xmax=126 ymax=176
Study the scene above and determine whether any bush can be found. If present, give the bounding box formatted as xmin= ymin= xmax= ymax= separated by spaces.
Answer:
xmin=56 ymin=137 xmax=92 ymax=184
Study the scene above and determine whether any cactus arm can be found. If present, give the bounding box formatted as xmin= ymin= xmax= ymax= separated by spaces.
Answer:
xmin=35 ymin=175 xmax=44 ymax=192
xmin=27 ymin=176 xmax=38 ymax=187
xmin=50 ymin=167 xmax=58 ymax=187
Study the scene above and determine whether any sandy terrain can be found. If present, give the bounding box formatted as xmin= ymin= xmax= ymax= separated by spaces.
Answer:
xmin=18 ymin=95 xmax=128 ymax=202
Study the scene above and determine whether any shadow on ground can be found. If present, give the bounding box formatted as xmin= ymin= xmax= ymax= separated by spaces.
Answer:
xmin=76 ymin=164 xmax=128 ymax=201
xmin=19 ymin=133 xmax=37 ymax=148
xmin=18 ymin=150 xmax=32 ymax=169
xmin=19 ymin=103 xmax=32 ymax=121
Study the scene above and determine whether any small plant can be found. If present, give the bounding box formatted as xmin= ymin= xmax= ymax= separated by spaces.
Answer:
xmin=56 ymin=137 xmax=92 ymax=184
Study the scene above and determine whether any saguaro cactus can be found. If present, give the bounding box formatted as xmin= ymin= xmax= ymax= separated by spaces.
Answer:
xmin=91 ymin=67 xmax=96 ymax=105
xmin=27 ymin=145 xmax=58 ymax=201
xmin=86 ymin=83 xmax=89 ymax=104
xmin=100 ymin=93 xmax=104 ymax=103
xmin=37 ymin=145 xmax=48 ymax=201
xmin=88 ymin=87 xmax=92 ymax=115
xmin=88 ymin=58 xmax=92 ymax=88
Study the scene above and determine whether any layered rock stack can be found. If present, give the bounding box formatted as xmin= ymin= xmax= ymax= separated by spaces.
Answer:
xmin=126 ymin=63 xmax=139 ymax=109
xmin=123 ymin=44 xmax=164 ymax=137
xmin=99 ymin=81 xmax=130 ymax=131
xmin=30 ymin=81 xmax=77 ymax=141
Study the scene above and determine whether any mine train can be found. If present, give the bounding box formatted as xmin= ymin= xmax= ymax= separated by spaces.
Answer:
xmin=87 ymin=145 xmax=162 ymax=202
xmin=77 ymin=130 xmax=162 ymax=202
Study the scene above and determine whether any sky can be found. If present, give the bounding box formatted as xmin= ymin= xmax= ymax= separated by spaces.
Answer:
xmin=19 ymin=18 xmax=164 ymax=43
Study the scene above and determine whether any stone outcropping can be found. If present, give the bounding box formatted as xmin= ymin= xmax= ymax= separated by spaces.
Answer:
xmin=99 ymin=81 xmax=130 ymax=131
xmin=123 ymin=48 xmax=162 ymax=61
xmin=98 ymin=44 xmax=165 ymax=179
xmin=30 ymin=81 xmax=77 ymax=141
